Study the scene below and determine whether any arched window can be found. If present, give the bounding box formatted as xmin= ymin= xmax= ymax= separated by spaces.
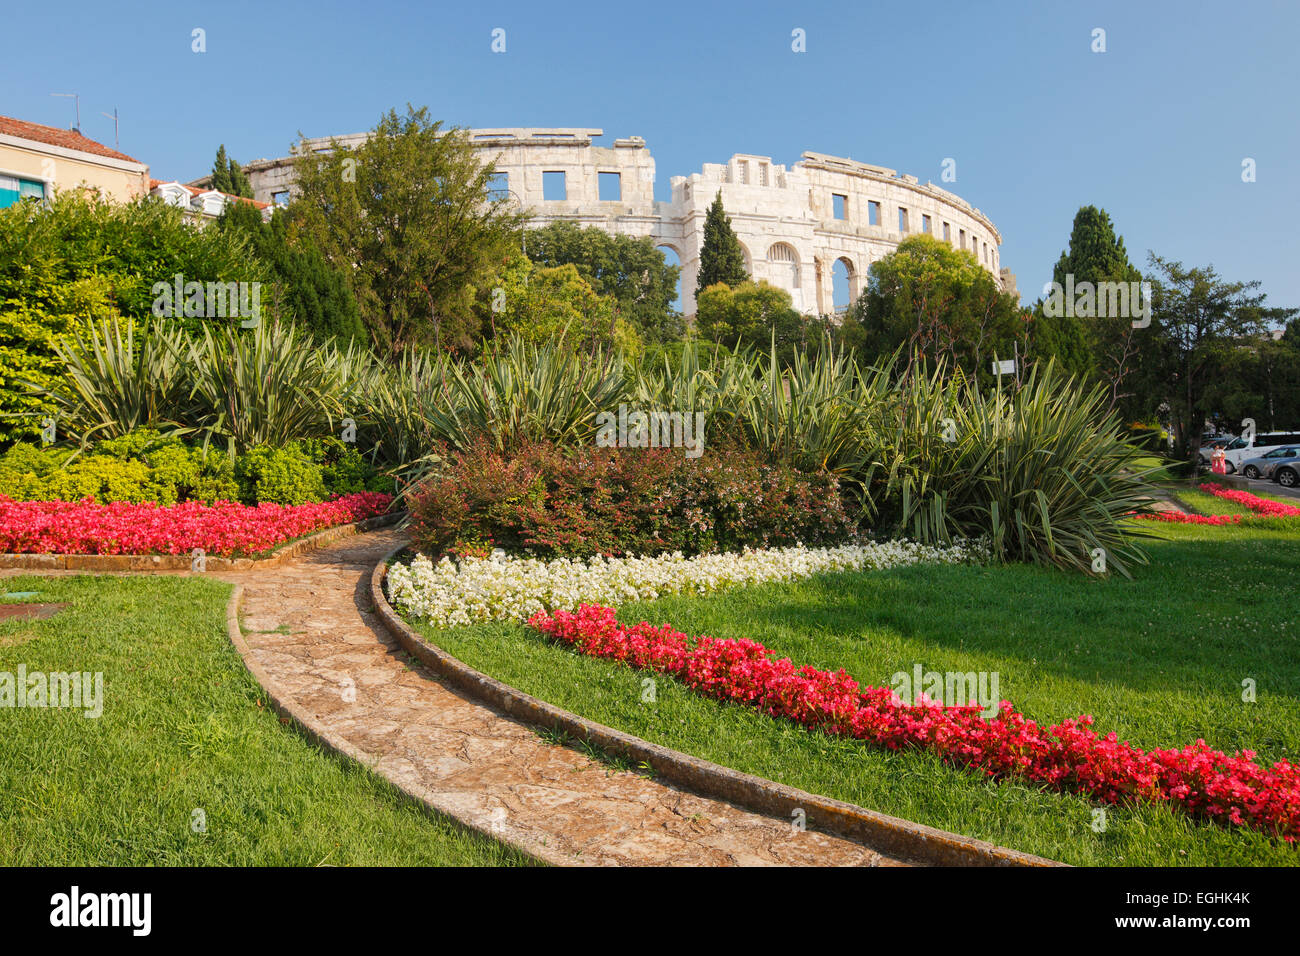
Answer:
xmin=767 ymin=242 xmax=800 ymax=289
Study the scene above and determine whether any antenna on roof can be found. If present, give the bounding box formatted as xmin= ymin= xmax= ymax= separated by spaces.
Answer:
xmin=100 ymin=109 xmax=119 ymax=149
xmin=51 ymin=92 xmax=81 ymax=132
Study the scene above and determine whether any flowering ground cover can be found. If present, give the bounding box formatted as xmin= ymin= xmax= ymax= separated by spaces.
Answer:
xmin=529 ymin=604 xmax=1300 ymax=842
xmin=401 ymin=518 xmax=1300 ymax=865
xmin=1136 ymin=484 xmax=1300 ymax=524
xmin=386 ymin=538 xmax=984 ymax=628
xmin=0 ymin=492 xmax=392 ymax=558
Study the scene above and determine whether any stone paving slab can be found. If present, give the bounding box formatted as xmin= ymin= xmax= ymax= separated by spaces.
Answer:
xmin=220 ymin=530 xmax=904 ymax=867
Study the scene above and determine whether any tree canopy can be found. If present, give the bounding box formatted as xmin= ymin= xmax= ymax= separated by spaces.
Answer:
xmin=523 ymin=221 xmax=683 ymax=342
xmin=289 ymin=106 xmax=528 ymax=357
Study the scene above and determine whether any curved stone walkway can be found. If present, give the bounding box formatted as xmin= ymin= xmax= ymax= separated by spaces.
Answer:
xmin=221 ymin=529 xmax=904 ymax=866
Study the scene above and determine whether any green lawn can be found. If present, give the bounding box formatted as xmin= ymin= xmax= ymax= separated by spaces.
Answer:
xmin=408 ymin=521 xmax=1300 ymax=866
xmin=0 ymin=575 xmax=531 ymax=866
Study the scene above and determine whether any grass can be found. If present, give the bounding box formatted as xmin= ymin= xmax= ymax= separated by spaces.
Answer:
xmin=406 ymin=521 xmax=1300 ymax=866
xmin=0 ymin=574 xmax=532 ymax=866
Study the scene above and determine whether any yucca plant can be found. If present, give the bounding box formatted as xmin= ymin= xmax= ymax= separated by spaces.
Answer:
xmin=183 ymin=320 xmax=352 ymax=453
xmin=360 ymin=346 xmax=453 ymax=474
xmin=427 ymin=336 xmax=629 ymax=450
xmin=36 ymin=317 xmax=195 ymax=446
xmin=855 ymin=358 xmax=1159 ymax=576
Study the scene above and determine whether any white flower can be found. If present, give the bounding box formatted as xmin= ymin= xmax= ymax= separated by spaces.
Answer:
xmin=386 ymin=537 xmax=987 ymax=629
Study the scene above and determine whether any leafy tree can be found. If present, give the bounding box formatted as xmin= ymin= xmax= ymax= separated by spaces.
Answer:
xmin=211 ymin=145 xmax=253 ymax=198
xmin=524 ymin=221 xmax=683 ymax=342
xmin=218 ymin=202 xmax=365 ymax=344
xmin=695 ymin=280 xmax=808 ymax=364
xmin=290 ymin=106 xmax=528 ymax=357
xmin=841 ymin=234 xmax=1024 ymax=381
xmin=0 ymin=192 xmax=261 ymax=445
xmin=480 ymin=255 xmax=640 ymax=354
xmin=695 ymin=190 xmax=748 ymax=297
xmin=1145 ymin=253 xmax=1297 ymax=459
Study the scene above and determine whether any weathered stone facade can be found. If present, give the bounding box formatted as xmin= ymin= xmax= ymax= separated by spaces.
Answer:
xmin=207 ymin=128 xmax=1015 ymax=315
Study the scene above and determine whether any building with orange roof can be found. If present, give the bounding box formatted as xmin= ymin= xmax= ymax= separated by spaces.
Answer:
xmin=0 ymin=113 xmax=149 ymax=206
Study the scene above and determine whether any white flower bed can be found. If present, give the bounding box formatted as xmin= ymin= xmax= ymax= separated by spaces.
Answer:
xmin=386 ymin=538 xmax=986 ymax=629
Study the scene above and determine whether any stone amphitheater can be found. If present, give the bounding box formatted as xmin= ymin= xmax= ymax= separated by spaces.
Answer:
xmin=204 ymin=128 xmax=1016 ymax=316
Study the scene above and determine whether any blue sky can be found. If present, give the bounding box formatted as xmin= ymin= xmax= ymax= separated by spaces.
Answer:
xmin=6 ymin=0 xmax=1298 ymax=314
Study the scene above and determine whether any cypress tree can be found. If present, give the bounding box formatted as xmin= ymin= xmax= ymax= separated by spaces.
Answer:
xmin=210 ymin=145 xmax=254 ymax=198
xmin=695 ymin=190 xmax=748 ymax=297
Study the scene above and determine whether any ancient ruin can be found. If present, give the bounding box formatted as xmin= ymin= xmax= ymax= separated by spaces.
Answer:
xmin=211 ymin=128 xmax=1015 ymax=315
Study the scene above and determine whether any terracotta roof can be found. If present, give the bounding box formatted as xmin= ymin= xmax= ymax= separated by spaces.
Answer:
xmin=149 ymin=178 xmax=270 ymax=210
xmin=0 ymin=114 xmax=144 ymax=165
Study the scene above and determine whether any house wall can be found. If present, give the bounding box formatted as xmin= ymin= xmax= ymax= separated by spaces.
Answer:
xmin=0 ymin=135 xmax=148 ymax=204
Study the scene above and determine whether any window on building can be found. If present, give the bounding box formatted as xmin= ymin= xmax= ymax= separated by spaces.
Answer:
xmin=767 ymin=242 xmax=800 ymax=289
xmin=759 ymin=162 xmax=769 ymax=186
xmin=959 ymin=229 xmax=966 ymax=249
xmin=271 ymin=190 xmax=290 ymax=208
xmin=922 ymin=214 xmax=932 ymax=234
xmin=543 ymin=171 xmax=566 ymax=200
xmin=867 ymin=201 xmax=880 ymax=226
xmin=942 ymin=221 xmax=951 ymax=242
xmin=738 ymin=160 xmax=749 ymax=184
xmin=898 ymin=207 xmax=909 ymax=233
xmin=0 ymin=175 xmax=45 ymax=208
xmin=598 ymin=171 xmax=621 ymax=201
xmin=832 ymin=193 xmax=847 ymax=220
xmin=486 ymin=172 xmax=509 ymax=201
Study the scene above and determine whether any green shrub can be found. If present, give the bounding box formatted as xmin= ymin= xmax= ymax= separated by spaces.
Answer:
xmin=407 ymin=439 xmax=855 ymax=559
xmin=235 ymin=443 xmax=327 ymax=505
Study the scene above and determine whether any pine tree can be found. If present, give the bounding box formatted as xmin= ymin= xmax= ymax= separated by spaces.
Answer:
xmin=1051 ymin=205 xmax=1140 ymax=290
xmin=211 ymin=145 xmax=232 ymax=194
xmin=695 ymin=190 xmax=748 ymax=297
xmin=210 ymin=145 xmax=254 ymax=198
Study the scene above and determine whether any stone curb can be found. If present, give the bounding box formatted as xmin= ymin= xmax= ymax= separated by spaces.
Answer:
xmin=0 ymin=511 xmax=404 ymax=573
xmin=370 ymin=545 xmax=1066 ymax=868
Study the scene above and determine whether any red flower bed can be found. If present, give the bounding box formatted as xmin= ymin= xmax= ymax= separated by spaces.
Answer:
xmin=0 ymin=492 xmax=392 ymax=557
xmin=1138 ymin=511 xmax=1241 ymax=525
xmin=528 ymin=604 xmax=1300 ymax=842
xmin=1197 ymin=483 xmax=1300 ymax=517
xmin=1133 ymin=485 xmax=1300 ymax=524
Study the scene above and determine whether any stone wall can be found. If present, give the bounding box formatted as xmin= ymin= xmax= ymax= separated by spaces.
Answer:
xmin=204 ymin=128 xmax=1015 ymax=316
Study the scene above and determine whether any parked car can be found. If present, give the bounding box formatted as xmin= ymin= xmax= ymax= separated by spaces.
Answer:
xmin=1273 ymin=454 xmax=1300 ymax=489
xmin=1239 ymin=446 xmax=1300 ymax=479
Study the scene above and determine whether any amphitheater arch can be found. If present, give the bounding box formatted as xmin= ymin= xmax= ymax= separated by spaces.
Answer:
xmin=767 ymin=242 xmax=800 ymax=292
xmin=832 ymin=256 xmax=856 ymax=312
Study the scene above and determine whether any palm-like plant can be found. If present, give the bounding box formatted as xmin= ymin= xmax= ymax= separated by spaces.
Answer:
xmin=427 ymin=337 xmax=628 ymax=450
xmin=38 ymin=318 xmax=194 ymax=446
xmin=184 ymin=320 xmax=350 ymax=452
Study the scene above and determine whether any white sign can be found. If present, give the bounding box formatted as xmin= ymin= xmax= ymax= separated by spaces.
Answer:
xmin=992 ymin=359 xmax=1016 ymax=376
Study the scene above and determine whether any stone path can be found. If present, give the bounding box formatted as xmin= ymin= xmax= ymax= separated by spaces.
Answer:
xmin=221 ymin=529 xmax=904 ymax=867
